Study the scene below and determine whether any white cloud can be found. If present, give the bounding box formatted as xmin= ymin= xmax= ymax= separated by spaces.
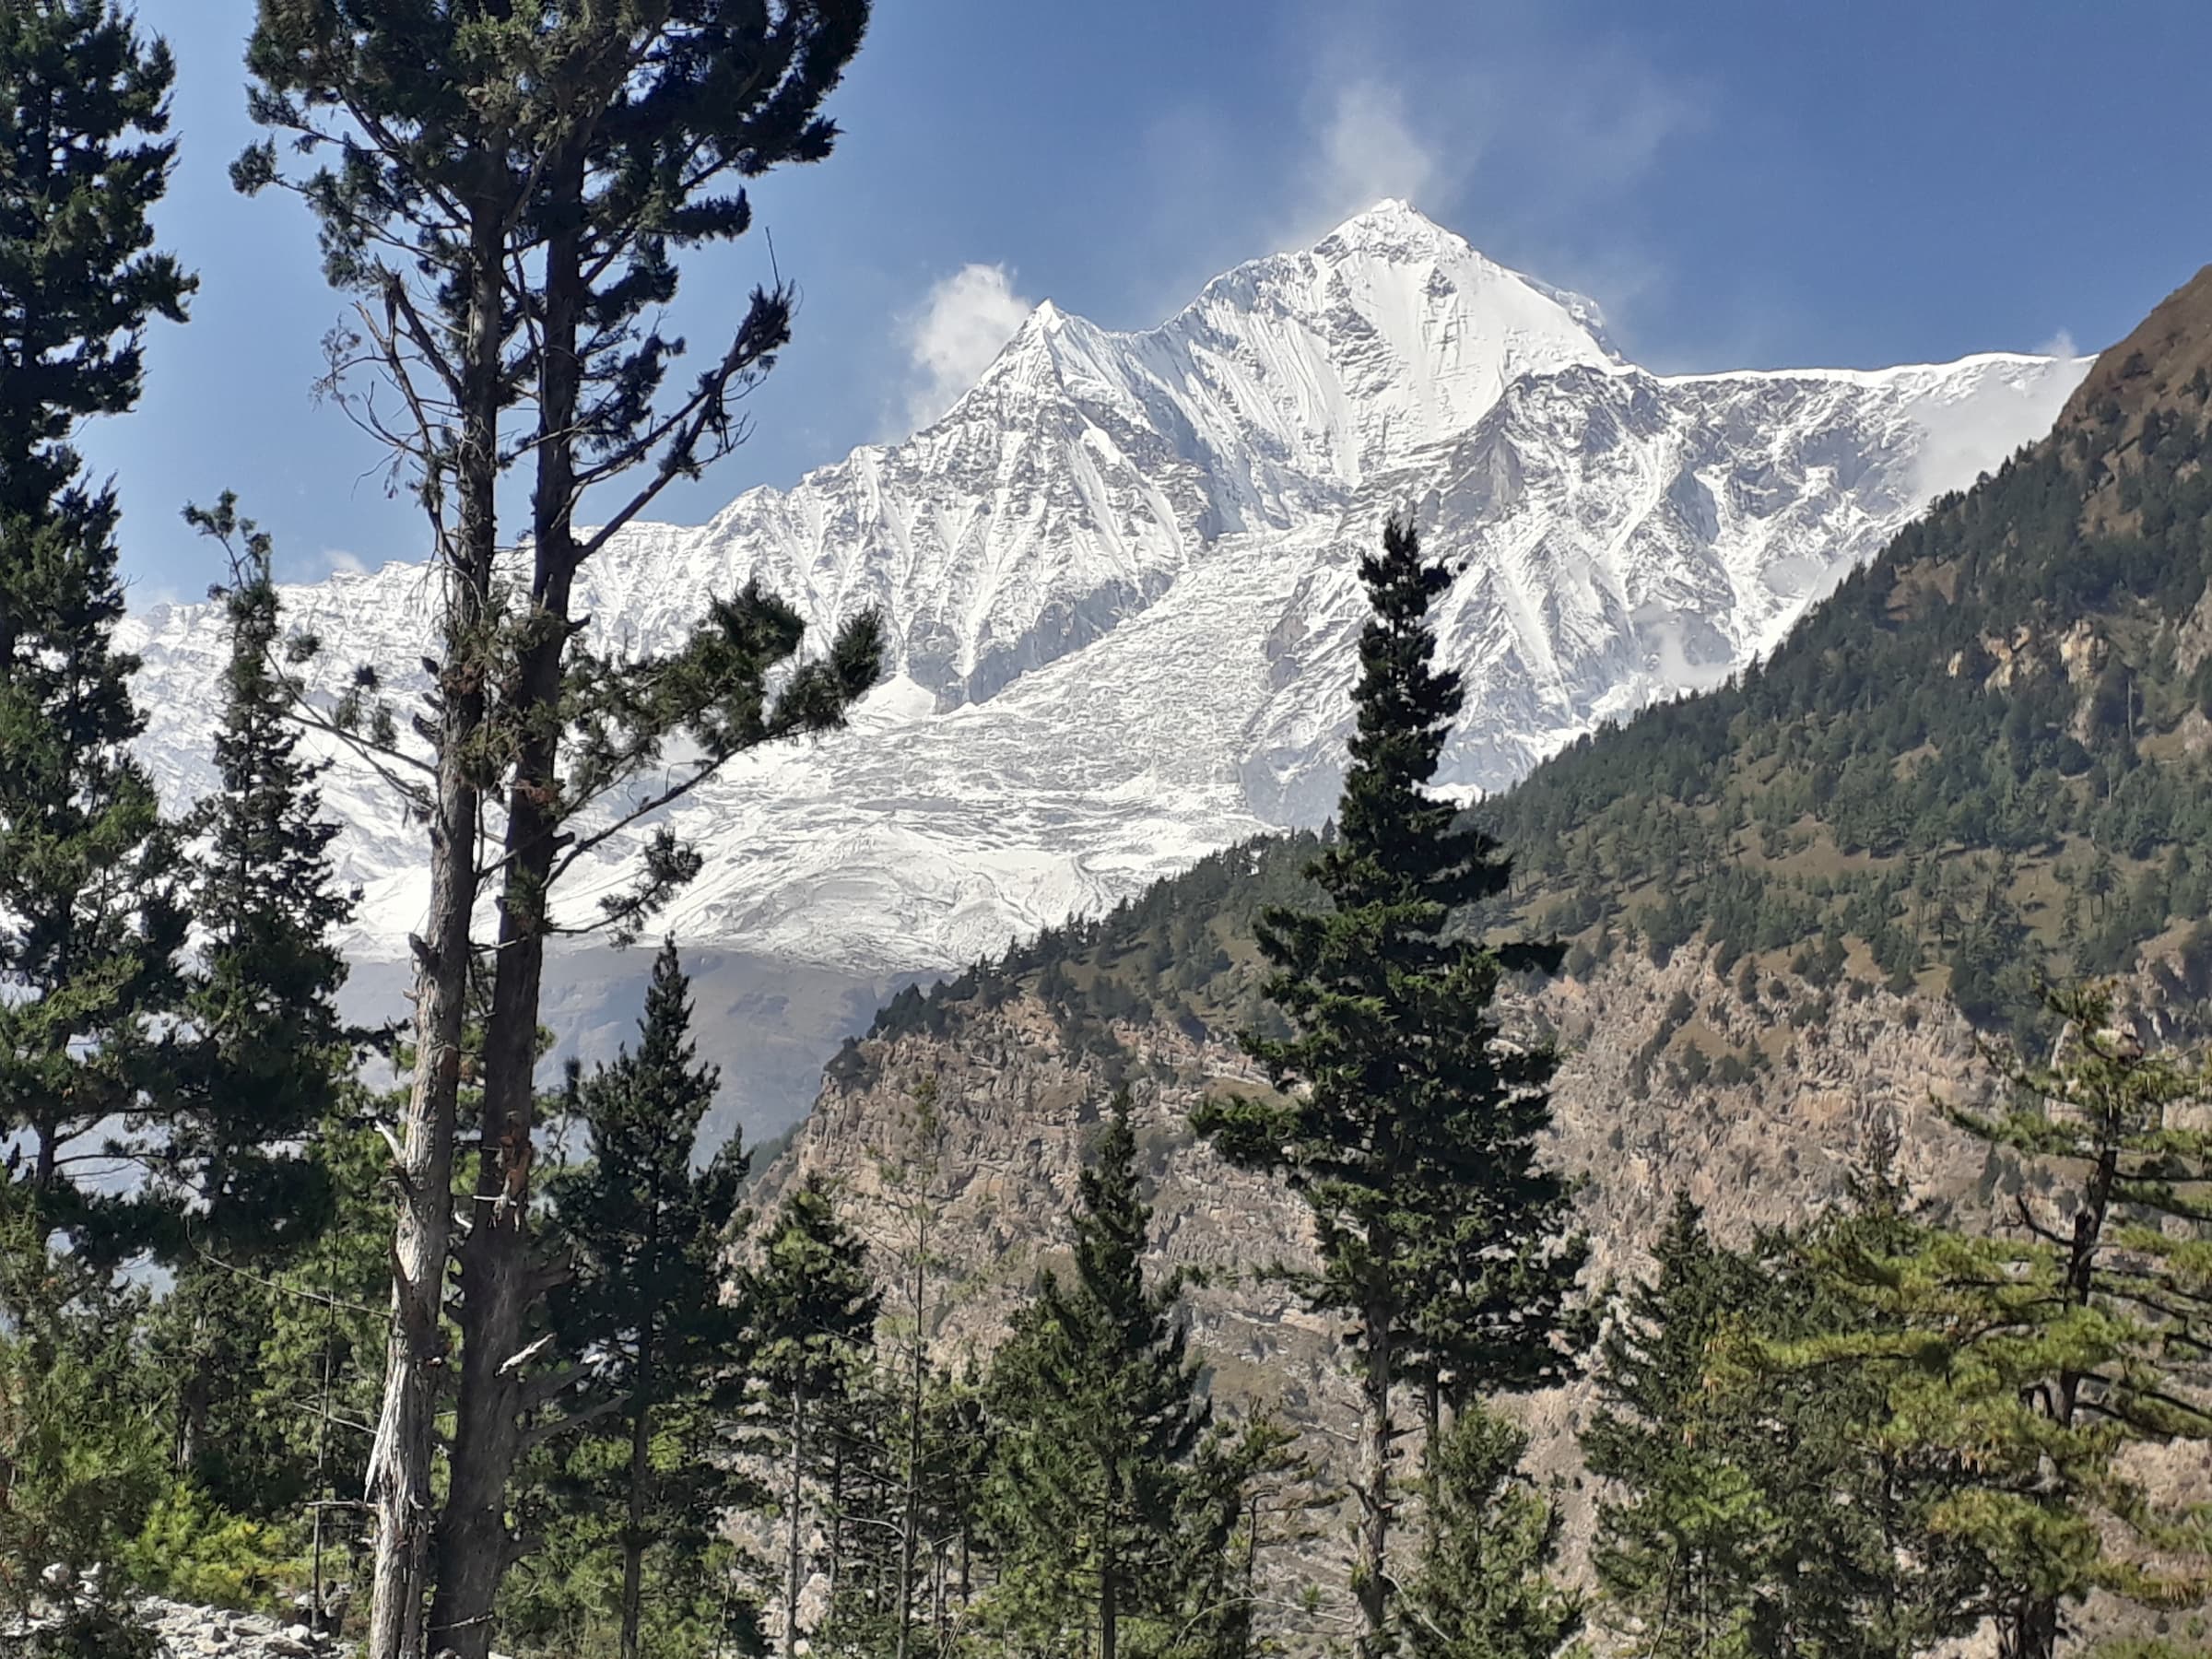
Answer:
xmin=324 ymin=547 xmax=367 ymax=576
xmin=1288 ymin=32 xmax=1700 ymax=339
xmin=1305 ymin=77 xmax=1449 ymax=237
xmin=899 ymin=263 xmax=1035 ymax=430
xmin=1122 ymin=4 xmax=1701 ymax=341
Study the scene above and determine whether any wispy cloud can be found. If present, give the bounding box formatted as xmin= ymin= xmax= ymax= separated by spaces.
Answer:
xmin=1300 ymin=77 xmax=1450 ymax=240
xmin=1130 ymin=2 xmax=1702 ymax=339
xmin=897 ymin=263 xmax=1036 ymax=431
xmin=2034 ymin=328 xmax=2080 ymax=363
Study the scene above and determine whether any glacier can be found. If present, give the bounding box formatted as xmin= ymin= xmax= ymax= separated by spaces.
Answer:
xmin=122 ymin=200 xmax=2089 ymax=1019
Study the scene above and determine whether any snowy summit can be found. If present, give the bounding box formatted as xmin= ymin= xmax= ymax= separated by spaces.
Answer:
xmin=122 ymin=204 xmax=2088 ymax=975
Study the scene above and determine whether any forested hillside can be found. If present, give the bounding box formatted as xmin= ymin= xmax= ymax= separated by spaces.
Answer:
xmin=1492 ymin=268 xmax=2212 ymax=1041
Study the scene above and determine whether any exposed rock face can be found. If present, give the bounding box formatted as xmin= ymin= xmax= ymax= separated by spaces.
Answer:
xmin=752 ymin=952 xmax=2014 ymax=1599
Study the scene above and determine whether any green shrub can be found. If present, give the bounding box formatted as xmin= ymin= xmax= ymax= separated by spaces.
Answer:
xmin=119 ymin=1487 xmax=308 ymax=1613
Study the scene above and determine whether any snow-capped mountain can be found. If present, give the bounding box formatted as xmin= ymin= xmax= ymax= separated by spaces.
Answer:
xmin=123 ymin=202 xmax=2088 ymax=984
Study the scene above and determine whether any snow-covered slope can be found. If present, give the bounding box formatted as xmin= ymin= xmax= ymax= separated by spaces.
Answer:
xmin=123 ymin=202 xmax=2088 ymax=978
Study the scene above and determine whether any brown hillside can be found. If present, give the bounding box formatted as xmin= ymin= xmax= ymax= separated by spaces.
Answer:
xmin=2056 ymin=261 xmax=2212 ymax=532
xmin=2061 ymin=262 xmax=2212 ymax=430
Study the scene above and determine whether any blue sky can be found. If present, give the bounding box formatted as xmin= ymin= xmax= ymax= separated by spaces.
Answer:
xmin=93 ymin=0 xmax=2212 ymax=595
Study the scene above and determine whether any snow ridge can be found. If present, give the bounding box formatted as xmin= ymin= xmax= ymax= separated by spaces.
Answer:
xmin=122 ymin=204 xmax=2088 ymax=973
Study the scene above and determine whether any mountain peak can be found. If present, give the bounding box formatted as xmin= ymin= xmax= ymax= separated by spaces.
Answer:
xmin=1315 ymin=196 xmax=1465 ymax=258
xmin=1332 ymin=196 xmax=1431 ymax=231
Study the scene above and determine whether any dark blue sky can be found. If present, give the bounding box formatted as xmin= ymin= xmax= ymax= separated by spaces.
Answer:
xmin=96 ymin=0 xmax=2212 ymax=594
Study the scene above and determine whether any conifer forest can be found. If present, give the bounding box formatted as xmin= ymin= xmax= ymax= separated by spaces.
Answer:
xmin=0 ymin=6 xmax=2207 ymax=1659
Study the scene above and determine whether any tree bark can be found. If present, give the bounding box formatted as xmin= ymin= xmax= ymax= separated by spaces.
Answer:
xmin=894 ymin=1231 xmax=926 ymax=1659
xmin=1420 ymin=1371 xmax=1441 ymax=1553
xmin=1100 ymin=1452 xmax=1118 ymax=1659
xmin=365 ymin=195 xmax=503 ymax=1659
xmin=429 ymin=143 xmax=587 ymax=1659
xmin=1999 ymin=1599 xmax=2061 ymax=1659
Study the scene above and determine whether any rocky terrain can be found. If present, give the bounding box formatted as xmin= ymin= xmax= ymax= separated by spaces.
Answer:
xmin=750 ymin=945 xmax=2017 ymax=1586
xmin=5 ymin=1594 xmax=346 ymax=1659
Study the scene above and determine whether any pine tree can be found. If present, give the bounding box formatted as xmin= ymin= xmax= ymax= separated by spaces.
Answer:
xmin=819 ymin=1357 xmax=999 ymax=1656
xmin=169 ymin=495 xmax=359 ymax=1250
xmin=1746 ymin=1146 xmax=1993 ymax=1659
xmin=135 ymin=1135 xmax=391 ymax=1627
xmin=1581 ymin=1196 xmax=1775 ymax=1659
xmin=1806 ymin=984 xmax=2212 ymax=1659
xmin=739 ymin=1174 xmax=881 ymax=1657
xmin=237 ymin=12 xmax=879 ymax=1648
xmin=982 ymin=1093 xmax=1216 ymax=1659
xmin=0 ymin=1187 xmax=167 ymax=1645
xmin=923 ymin=1359 xmax=997 ymax=1642
xmin=1402 ymin=1403 xmax=1581 ymax=1659
xmin=1193 ymin=515 xmax=1583 ymax=1657
xmin=547 ymin=942 xmax=756 ymax=1659
xmin=872 ymin=1078 xmax=958 ymax=1659
xmin=0 ymin=0 xmax=192 ymax=1249
xmin=1588 ymin=1170 xmax=2044 ymax=1659
xmin=244 ymin=1111 xmax=395 ymax=1628
xmin=126 ymin=497 xmax=368 ymax=1543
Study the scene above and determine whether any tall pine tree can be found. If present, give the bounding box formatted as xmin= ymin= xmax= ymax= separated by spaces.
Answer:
xmin=149 ymin=496 xmax=363 ymax=1502
xmin=1582 ymin=1197 xmax=1783 ymax=1659
xmin=169 ymin=494 xmax=359 ymax=1250
xmin=0 ymin=0 xmax=192 ymax=1248
xmin=547 ymin=942 xmax=755 ymax=1659
xmin=1587 ymin=1179 xmax=2002 ymax=1659
xmin=982 ymin=1092 xmax=1218 ymax=1659
xmin=237 ymin=12 xmax=878 ymax=1647
xmin=1748 ymin=1147 xmax=1995 ymax=1659
xmin=1194 ymin=515 xmax=1583 ymax=1658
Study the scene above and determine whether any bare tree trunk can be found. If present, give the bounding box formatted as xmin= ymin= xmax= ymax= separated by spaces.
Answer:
xmin=1999 ymin=1600 xmax=2062 ymax=1659
xmin=1100 ymin=1452 xmax=1118 ymax=1659
xmin=828 ymin=1441 xmax=845 ymax=1611
xmin=894 ymin=1231 xmax=926 ymax=1659
xmin=430 ymin=147 xmax=587 ymax=1659
xmin=366 ymin=200 xmax=504 ymax=1659
xmin=1420 ymin=1370 xmax=1441 ymax=1553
